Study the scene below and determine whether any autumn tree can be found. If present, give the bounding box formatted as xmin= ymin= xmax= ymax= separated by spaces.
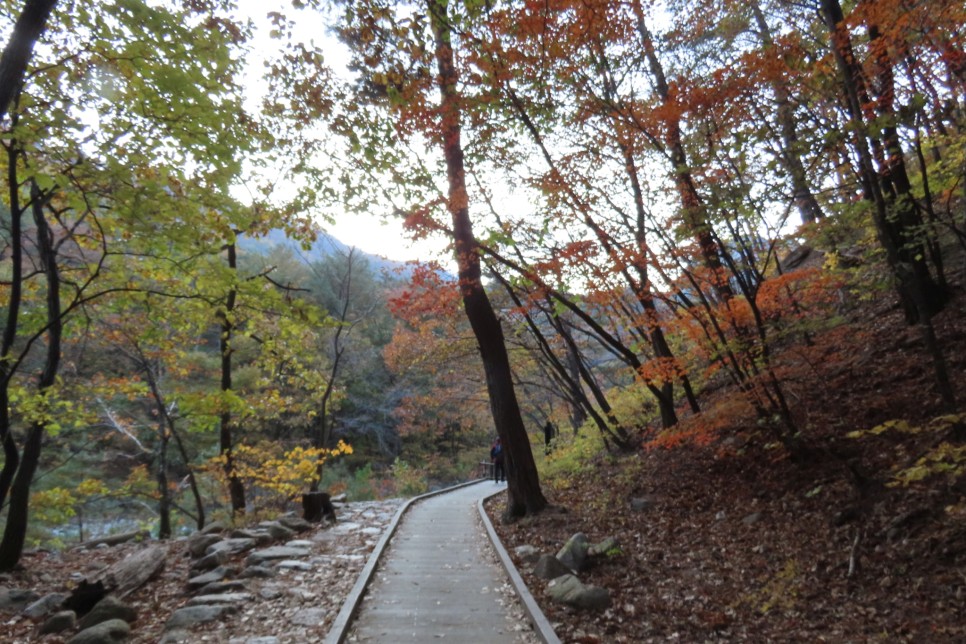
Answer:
xmin=323 ymin=0 xmax=546 ymax=516
xmin=0 ymin=0 xmax=317 ymax=568
xmin=384 ymin=264 xmax=493 ymax=476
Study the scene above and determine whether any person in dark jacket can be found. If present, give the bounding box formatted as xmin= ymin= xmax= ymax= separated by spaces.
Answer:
xmin=544 ymin=420 xmax=557 ymax=454
xmin=490 ymin=437 xmax=505 ymax=483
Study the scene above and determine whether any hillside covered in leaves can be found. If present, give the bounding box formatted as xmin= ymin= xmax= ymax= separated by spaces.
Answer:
xmin=489 ymin=261 xmax=966 ymax=641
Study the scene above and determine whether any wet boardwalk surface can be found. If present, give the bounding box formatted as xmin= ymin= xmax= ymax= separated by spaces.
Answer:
xmin=346 ymin=481 xmax=533 ymax=643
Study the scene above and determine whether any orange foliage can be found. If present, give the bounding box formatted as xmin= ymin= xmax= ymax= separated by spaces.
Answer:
xmin=387 ymin=262 xmax=460 ymax=321
xmin=756 ymin=268 xmax=844 ymax=324
xmin=637 ymin=357 xmax=688 ymax=387
xmin=646 ymin=396 xmax=755 ymax=450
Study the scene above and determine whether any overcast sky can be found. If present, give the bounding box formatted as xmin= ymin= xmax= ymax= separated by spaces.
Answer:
xmin=234 ymin=0 xmax=450 ymax=265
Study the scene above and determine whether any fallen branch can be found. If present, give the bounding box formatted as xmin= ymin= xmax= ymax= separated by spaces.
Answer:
xmin=847 ymin=529 xmax=862 ymax=579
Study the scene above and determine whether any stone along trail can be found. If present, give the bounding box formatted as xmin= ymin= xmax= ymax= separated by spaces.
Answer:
xmin=343 ymin=481 xmax=539 ymax=643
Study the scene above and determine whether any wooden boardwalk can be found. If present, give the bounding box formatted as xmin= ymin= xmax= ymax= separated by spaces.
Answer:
xmin=343 ymin=481 xmax=537 ymax=643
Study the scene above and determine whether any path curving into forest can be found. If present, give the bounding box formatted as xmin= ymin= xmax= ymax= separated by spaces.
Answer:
xmin=326 ymin=480 xmax=557 ymax=644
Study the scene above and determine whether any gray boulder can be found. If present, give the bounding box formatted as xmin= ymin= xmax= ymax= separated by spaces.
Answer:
xmin=556 ymin=533 xmax=590 ymax=572
xmin=230 ymin=529 xmax=274 ymax=546
xmin=514 ymin=545 xmax=541 ymax=564
xmin=277 ymin=515 xmax=313 ymax=532
xmin=199 ymin=521 xmax=227 ymax=535
xmin=164 ymin=604 xmax=237 ymax=631
xmin=23 ymin=592 xmax=68 ymax=618
xmin=0 ymin=587 xmax=39 ymax=612
xmin=743 ymin=512 xmax=763 ymax=526
xmin=190 ymin=549 xmax=230 ymax=573
xmin=186 ymin=592 xmax=254 ymax=606
xmin=186 ymin=593 xmax=255 ymax=606
xmin=77 ymin=595 xmax=137 ymax=630
xmin=67 ymin=618 xmax=131 ymax=644
xmin=588 ymin=536 xmax=620 ymax=557
xmin=547 ymin=574 xmax=611 ymax=610
xmin=245 ymin=546 xmax=310 ymax=566
xmin=194 ymin=580 xmax=247 ymax=596
xmin=39 ymin=610 xmax=77 ymax=635
xmin=187 ymin=534 xmax=222 ymax=559
xmin=780 ymin=244 xmax=821 ymax=271
xmin=291 ymin=607 xmax=326 ymax=626
xmin=206 ymin=538 xmax=256 ymax=557
xmin=533 ymin=554 xmax=572 ymax=580
xmin=186 ymin=566 xmax=233 ymax=590
xmin=259 ymin=521 xmax=296 ymax=541
xmin=159 ymin=630 xmax=191 ymax=644
xmin=276 ymin=560 xmax=313 ymax=571
xmin=239 ymin=565 xmax=275 ymax=579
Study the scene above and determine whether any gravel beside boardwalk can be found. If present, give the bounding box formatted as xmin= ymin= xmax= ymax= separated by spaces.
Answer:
xmin=346 ymin=482 xmax=539 ymax=643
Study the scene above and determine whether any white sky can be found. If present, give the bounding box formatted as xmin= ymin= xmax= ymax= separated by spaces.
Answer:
xmin=234 ymin=0 xmax=451 ymax=265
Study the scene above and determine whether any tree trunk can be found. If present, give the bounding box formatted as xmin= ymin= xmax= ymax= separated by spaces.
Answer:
xmin=820 ymin=0 xmax=942 ymax=324
xmin=632 ymin=0 xmax=732 ymax=302
xmin=561 ymin=322 xmax=588 ymax=432
xmin=750 ymin=0 xmax=825 ymax=224
xmin=0 ymin=180 xmax=60 ymax=572
xmin=0 ymin=0 xmax=58 ymax=122
xmin=491 ymin=270 xmax=627 ymax=445
xmin=0 ymin=144 xmax=23 ymax=512
xmin=219 ymin=241 xmax=245 ymax=517
xmin=428 ymin=0 xmax=546 ymax=519
xmin=168 ymin=420 xmax=205 ymax=530
xmin=157 ymin=418 xmax=171 ymax=540
xmin=616 ymin=131 xmax=681 ymax=427
xmin=592 ymin=42 xmax=685 ymax=428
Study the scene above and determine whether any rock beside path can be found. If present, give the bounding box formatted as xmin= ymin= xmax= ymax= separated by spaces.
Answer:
xmin=556 ymin=533 xmax=590 ymax=572
xmin=534 ymin=554 xmax=572 ymax=580
xmin=67 ymin=618 xmax=131 ymax=644
xmin=40 ymin=610 xmax=77 ymax=634
xmin=77 ymin=595 xmax=137 ymax=630
xmin=0 ymin=587 xmax=39 ymax=612
xmin=165 ymin=604 xmax=238 ymax=630
xmin=23 ymin=591 xmax=68 ymax=618
xmin=521 ymin=532 xmax=619 ymax=612
xmin=6 ymin=498 xmax=404 ymax=643
xmin=547 ymin=574 xmax=612 ymax=610
xmin=100 ymin=545 xmax=167 ymax=597
xmin=186 ymin=566 xmax=234 ymax=590
xmin=245 ymin=545 xmax=311 ymax=566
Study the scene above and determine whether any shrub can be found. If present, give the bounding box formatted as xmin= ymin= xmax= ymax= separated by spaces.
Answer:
xmin=392 ymin=458 xmax=429 ymax=497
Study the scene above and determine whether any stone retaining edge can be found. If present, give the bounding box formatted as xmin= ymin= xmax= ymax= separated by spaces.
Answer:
xmin=323 ymin=478 xmax=488 ymax=644
xmin=478 ymin=490 xmax=562 ymax=644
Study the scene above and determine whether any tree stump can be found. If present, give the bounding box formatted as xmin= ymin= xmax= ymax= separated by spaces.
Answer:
xmin=302 ymin=492 xmax=336 ymax=523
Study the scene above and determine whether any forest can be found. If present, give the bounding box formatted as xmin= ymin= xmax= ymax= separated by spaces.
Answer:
xmin=0 ymin=0 xmax=964 ymax=638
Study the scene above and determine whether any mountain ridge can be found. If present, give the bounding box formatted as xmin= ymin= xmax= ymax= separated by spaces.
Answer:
xmin=238 ymin=228 xmax=415 ymax=279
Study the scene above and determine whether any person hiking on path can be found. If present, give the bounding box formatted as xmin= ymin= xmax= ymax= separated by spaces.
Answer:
xmin=544 ymin=420 xmax=557 ymax=455
xmin=490 ymin=437 xmax=505 ymax=483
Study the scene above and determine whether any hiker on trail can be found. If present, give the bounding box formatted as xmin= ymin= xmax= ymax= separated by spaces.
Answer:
xmin=544 ymin=420 xmax=557 ymax=454
xmin=490 ymin=437 xmax=505 ymax=483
